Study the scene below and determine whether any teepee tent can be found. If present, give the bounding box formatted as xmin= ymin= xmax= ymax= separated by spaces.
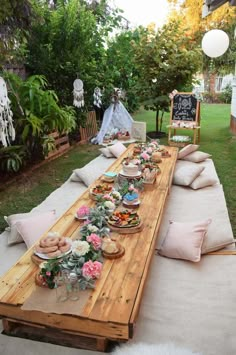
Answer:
xmin=92 ymin=90 xmax=133 ymax=144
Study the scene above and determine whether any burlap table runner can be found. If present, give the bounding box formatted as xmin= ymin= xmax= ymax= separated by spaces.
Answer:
xmin=21 ymin=286 xmax=92 ymax=315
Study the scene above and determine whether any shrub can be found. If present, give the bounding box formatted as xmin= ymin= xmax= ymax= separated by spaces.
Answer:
xmin=218 ymin=84 xmax=232 ymax=104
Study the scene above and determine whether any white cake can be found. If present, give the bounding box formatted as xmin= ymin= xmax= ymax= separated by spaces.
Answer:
xmin=122 ymin=163 xmax=139 ymax=176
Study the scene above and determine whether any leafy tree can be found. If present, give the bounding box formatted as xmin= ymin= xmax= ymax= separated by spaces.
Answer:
xmin=26 ymin=0 xmax=122 ymax=112
xmin=167 ymin=0 xmax=236 ymax=85
xmin=0 ymin=0 xmax=37 ymax=64
xmin=132 ymin=21 xmax=201 ymax=135
xmin=105 ymin=29 xmax=141 ymax=113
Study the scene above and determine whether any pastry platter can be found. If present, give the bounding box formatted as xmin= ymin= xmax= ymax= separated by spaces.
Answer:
xmin=102 ymin=243 xmax=125 ymax=259
xmin=90 ymin=183 xmax=113 ymax=200
xmin=107 ymin=209 xmax=143 ymax=234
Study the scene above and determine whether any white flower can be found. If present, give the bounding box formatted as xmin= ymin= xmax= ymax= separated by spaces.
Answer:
xmin=104 ymin=201 xmax=115 ymax=210
xmin=72 ymin=240 xmax=90 ymax=256
xmin=87 ymin=224 xmax=99 ymax=233
xmin=111 ymin=191 xmax=121 ymax=200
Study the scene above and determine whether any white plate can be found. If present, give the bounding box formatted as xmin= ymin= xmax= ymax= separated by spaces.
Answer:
xmin=119 ymin=170 xmax=142 ymax=178
xmin=122 ymin=200 xmax=140 ymax=208
xmin=34 ymin=238 xmax=72 ymax=260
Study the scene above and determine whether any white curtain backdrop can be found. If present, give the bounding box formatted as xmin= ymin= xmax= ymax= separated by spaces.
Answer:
xmin=93 ymin=101 xmax=133 ymax=144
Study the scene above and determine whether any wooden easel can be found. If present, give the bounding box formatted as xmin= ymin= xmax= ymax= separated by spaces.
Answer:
xmin=168 ymin=92 xmax=201 ymax=146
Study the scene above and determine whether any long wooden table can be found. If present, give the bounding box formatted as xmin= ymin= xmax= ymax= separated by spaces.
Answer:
xmin=0 ymin=144 xmax=178 ymax=351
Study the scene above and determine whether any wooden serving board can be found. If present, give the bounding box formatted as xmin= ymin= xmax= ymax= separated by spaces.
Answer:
xmin=107 ymin=221 xmax=143 ymax=234
xmin=31 ymin=253 xmax=47 ymax=266
xmin=102 ymin=245 xmax=125 ymax=259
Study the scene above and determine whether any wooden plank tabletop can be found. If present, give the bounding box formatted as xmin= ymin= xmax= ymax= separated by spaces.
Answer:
xmin=0 ymin=144 xmax=178 ymax=342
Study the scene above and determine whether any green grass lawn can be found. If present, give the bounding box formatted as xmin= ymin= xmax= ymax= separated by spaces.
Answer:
xmin=0 ymin=103 xmax=235 ymax=237
xmin=0 ymin=144 xmax=100 ymax=232
xmin=134 ymin=104 xmax=236 ymax=236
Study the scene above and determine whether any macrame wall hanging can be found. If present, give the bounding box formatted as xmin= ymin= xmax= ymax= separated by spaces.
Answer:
xmin=0 ymin=77 xmax=15 ymax=147
xmin=93 ymin=87 xmax=102 ymax=108
xmin=73 ymin=78 xmax=84 ymax=108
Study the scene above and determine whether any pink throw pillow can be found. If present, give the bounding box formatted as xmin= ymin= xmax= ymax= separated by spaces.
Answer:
xmin=15 ymin=210 xmax=57 ymax=249
xmin=158 ymin=219 xmax=212 ymax=262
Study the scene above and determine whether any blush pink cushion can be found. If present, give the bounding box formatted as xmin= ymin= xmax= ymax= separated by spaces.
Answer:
xmin=108 ymin=142 xmax=126 ymax=158
xmin=159 ymin=219 xmax=212 ymax=262
xmin=178 ymin=144 xmax=199 ymax=159
xmin=15 ymin=210 xmax=57 ymax=249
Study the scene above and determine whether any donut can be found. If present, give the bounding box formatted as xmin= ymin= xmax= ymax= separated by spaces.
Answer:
xmin=59 ymin=242 xmax=71 ymax=254
xmin=41 ymin=245 xmax=59 ymax=254
xmin=46 ymin=250 xmax=62 ymax=258
xmin=35 ymin=245 xmax=45 ymax=254
xmin=40 ymin=236 xmax=59 ymax=248
xmin=58 ymin=237 xmax=66 ymax=247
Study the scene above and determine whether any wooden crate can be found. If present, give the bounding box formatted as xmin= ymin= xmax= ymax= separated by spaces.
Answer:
xmin=45 ymin=131 xmax=70 ymax=160
xmin=80 ymin=111 xmax=98 ymax=143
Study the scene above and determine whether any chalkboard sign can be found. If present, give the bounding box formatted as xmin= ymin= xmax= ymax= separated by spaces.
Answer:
xmin=171 ymin=93 xmax=199 ymax=122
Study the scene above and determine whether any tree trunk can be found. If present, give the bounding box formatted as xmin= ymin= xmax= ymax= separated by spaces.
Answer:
xmin=155 ymin=109 xmax=159 ymax=132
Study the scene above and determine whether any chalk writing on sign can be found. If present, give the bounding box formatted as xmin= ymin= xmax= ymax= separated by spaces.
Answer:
xmin=172 ymin=94 xmax=198 ymax=121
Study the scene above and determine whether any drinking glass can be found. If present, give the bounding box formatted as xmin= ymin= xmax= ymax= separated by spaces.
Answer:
xmin=68 ymin=273 xmax=80 ymax=301
xmin=55 ymin=269 xmax=70 ymax=302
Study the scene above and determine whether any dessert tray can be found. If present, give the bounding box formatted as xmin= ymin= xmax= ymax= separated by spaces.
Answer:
xmin=107 ymin=210 xmax=143 ymax=234
xmin=102 ymin=239 xmax=125 ymax=259
xmin=90 ymin=184 xmax=113 ymax=199
xmin=34 ymin=247 xmax=72 ymax=261
xmin=32 ymin=239 xmax=72 ymax=266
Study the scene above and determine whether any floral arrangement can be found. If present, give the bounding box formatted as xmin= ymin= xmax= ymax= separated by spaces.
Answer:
xmin=76 ymin=205 xmax=90 ymax=219
xmin=109 ymin=190 xmax=121 ymax=205
xmin=140 ymin=151 xmax=151 ymax=162
xmin=61 ymin=238 xmax=103 ymax=289
xmin=37 ymin=259 xmax=61 ymax=289
xmin=96 ymin=193 xmax=116 ymax=212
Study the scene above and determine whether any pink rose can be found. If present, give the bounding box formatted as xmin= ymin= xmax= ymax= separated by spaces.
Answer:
xmin=82 ymin=260 xmax=102 ymax=279
xmin=77 ymin=205 xmax=90 ymax=218
xmin=147 ymin=147 xmax=153 ymax=154
xmin=46 ymin=271 xmax=51 ymax=276
xmin=103 ymin=194 xmax=115 ymax=203
xmin=86 ymin=233 xmax=102 ymax=250
xmin=141 ymin=152 xmax=150 ymax=161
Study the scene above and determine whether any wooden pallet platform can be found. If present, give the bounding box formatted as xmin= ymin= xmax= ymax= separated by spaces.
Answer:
xmin=45 ymin=131 xmax=70 ymax=160
xmin=80 ymin=111 xmax=98 ymax=143
xmin=0 ymin=144 xmax=178 ymax=351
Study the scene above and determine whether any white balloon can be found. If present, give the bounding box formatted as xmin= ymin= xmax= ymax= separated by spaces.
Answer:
xmin=202 ymin=29 xmax=230 ymax=58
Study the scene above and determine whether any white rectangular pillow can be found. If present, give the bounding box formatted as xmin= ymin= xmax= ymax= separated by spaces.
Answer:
xmin=99 ymin=147 xmax=114 ymax=158
xmin=173 ymin=161 xmax=205 ymax=186
xmin=108 ymin=142 xmax=126 ymax=158
xmin=190 ymin=173 xmax=218 ymax=190
xmin=182 ymin=151 xmax=211 ymax=163
xmin=5 ymin=210 xmax=56 ymax=246
xmin=178 ymin=144 xmax=199 ymax=159
xmin=15 ymin=210 xmax=57 ymax=249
